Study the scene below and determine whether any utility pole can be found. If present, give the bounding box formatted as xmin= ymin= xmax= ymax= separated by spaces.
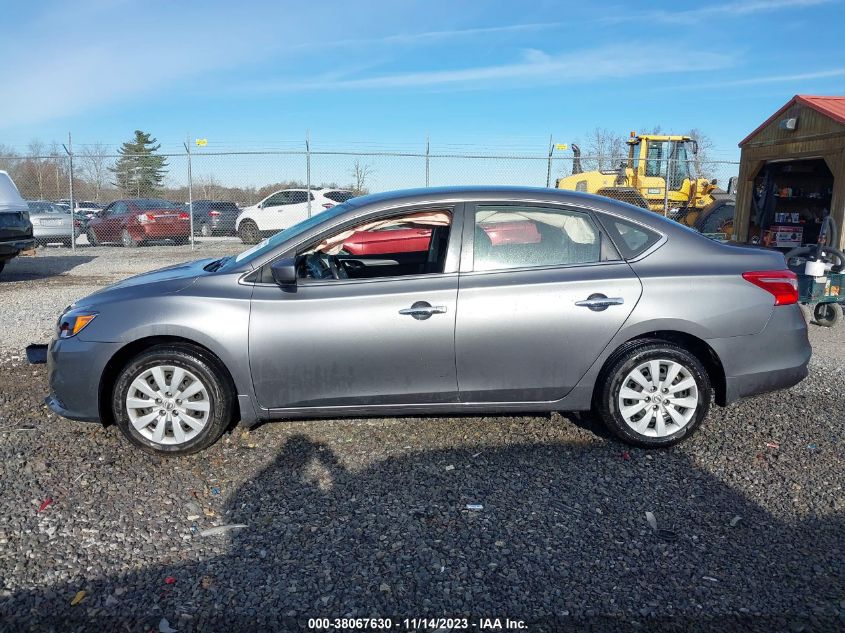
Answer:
xmin=425 ymin=135 xmax=430 ymax=187
xmin=184 ymin=137 xmax=194 ymax=249
xmin=306 ymin=130 xmax=312 ymax=218
xmin=545 ymin=134 xmax=554 ymax=188
xmin=62 ymin=133 xmax=75 ymax=251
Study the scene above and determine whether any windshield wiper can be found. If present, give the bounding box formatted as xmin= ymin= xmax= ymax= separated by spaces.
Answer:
xmin=204 ymin=256 xmax=231 ymax=272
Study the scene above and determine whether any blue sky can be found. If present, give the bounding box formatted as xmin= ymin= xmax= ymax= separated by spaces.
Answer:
xmin=1 ymin=0 xmax=843 ymax=171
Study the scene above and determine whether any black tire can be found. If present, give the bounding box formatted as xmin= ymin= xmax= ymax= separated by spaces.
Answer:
xmin=112 ymin=344 xmax=234 ymax=456
xmin=172 ymin=236 xmax=190 ymax=245
xmin=595 ymin=341 xmax=711 ymax=448
xmin=813 ymin=302 xmax=842 ymax=328
xmin=121 ymin=228 xmax=138 ymax=248
xmin=87 ymin=229 xmax=99 ymax=247
xmin=0 ymin=260 xmax=5 ymax=275
xmin=200 ymin=223 xmax=212 ymax=238
xmin=238 ymin=220 xmax=261 ymax=245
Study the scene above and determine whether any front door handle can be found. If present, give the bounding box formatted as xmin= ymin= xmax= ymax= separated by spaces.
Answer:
xmin=575 ymin=294 xmax=624 ymax=312
xmin=399 ymin=301 xmax=447 ymax=320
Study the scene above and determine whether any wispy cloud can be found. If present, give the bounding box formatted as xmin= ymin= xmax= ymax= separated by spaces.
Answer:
xmin=250 ymin=45 xmax=734 ymax=92
xmin=673 ymin=67 xmax=845 ymax=90
xmin=603 ymin=0 xmax=833 ymax=24
xmin=295 ymin=22 xmax=564 ymax=50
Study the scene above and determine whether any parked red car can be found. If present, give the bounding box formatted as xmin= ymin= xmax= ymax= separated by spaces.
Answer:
xmin=342 ymin=220 xmax=541 ymax=255
xmin=87 ymin=199 xmax=190 ymax=247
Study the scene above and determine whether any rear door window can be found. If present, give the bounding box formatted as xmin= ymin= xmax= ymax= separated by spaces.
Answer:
xmin=471 ymin=205 xmax=610 ymax=272
xmin=289 ymin=191 xmax=310 ymax=204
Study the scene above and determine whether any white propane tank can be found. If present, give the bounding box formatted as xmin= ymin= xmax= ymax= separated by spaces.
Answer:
xmin=804 ymin=259 xmax=826 ymax=277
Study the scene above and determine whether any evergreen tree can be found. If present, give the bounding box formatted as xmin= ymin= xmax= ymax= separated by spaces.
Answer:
xmin=110 ymin=130 xmax=168 ymax=197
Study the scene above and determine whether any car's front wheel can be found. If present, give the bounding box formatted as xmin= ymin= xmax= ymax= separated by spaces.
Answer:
xmin=238 ymin=219 xmax=261 ymax=244
xmin=596 ymin=341 xmax=711 ymax=448
xmin=112 ymin=344 xmax=234 ymax=456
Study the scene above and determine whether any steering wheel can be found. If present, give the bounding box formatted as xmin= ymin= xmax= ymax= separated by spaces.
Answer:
xmin=327 ymin=255 xmax=348 ymax=280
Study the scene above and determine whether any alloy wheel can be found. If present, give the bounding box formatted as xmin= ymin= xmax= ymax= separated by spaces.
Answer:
xmin=617 ymin=359 xmax=699 ymax=438
xmin=125 ymin=364 xmax=211 ymax=446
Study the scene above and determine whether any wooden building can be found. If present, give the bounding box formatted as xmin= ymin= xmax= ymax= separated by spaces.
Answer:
xmin=734 ymin=95 xmax=845 ymax=250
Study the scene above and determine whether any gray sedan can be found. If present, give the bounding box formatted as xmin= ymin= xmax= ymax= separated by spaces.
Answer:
xmin=27 ymin=201 xmax=77 ymax=246
xmin=43 ymin=187 xmax=810 ymax=455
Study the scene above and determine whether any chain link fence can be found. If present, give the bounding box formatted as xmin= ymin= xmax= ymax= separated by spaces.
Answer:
xmin=0 ymin=142 xmax=739 ymax=256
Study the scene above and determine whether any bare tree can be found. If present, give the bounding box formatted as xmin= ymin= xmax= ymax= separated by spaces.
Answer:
xmin=27 ymin=140 xmax=49 ymax=200
xmin=685 ymin=128 xmax=715 ymax=179
xmin=197 ymin=174 xmax=223 ymax=200
xmin=586 ymin=128 xmax=625 ymax=172
xmin=349 ymin=159 xmax=373 ymax=195
xmin=0 ymin=144 xmax=20 ymax=174
xmin=49 ymin=142 xmax=64 ymax=200
xmin=80 ymin=143 xmax=110 ymax=202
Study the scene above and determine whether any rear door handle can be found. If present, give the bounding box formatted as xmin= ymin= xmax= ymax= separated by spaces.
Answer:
xmin=399 ymin=301 xmax=447 ymax=320
xmin=575 ymin=295 xmax=624 ymax=312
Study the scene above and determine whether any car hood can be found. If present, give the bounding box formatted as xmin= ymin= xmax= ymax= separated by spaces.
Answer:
xmin=74 ymin=257 xmax=216 ymax=307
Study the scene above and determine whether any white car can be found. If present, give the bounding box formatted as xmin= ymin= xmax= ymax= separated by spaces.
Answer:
xmin=235 ymin=188 xmax=354 ymax=244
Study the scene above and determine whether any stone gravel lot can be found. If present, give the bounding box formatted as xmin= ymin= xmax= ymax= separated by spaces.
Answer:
xmin=0 ymin=247 xmax=843 ymax=631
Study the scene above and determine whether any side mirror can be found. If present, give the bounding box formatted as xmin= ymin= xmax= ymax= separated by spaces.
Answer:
xmin=270 ymin=257 xmax=297 ymax=286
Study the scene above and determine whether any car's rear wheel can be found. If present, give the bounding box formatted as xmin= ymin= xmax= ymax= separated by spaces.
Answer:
xmin=121 ymin=228 xmax=138 ymax=248
xmin=112 ymin=344 xmax=233 ymax=456
xmin=0 ymin=260 xmax=5 ymax=275
xmin=173 ymin=236 xmax=190 ymax=245
xmin=200 ymin=223 xmax=212 ymax=237
xmin=596 ymin=342 xmax=711 ymax=448
xmin=238 ymin=220 xmax=260 ymax=244
xmin=87 ymin=229 xmax=99 ymax=247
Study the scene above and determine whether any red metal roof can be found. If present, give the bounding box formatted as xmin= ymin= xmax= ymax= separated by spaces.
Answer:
xmin=738 ymin=95 xmax=845 ymax=146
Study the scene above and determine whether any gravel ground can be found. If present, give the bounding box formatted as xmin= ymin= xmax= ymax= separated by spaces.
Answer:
xmin=0 ymin=248 xmax=844 ymax=631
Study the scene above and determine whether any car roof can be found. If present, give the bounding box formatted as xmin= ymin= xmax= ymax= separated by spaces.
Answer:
xmin=347 ymin=186 xmax=705 ymax=238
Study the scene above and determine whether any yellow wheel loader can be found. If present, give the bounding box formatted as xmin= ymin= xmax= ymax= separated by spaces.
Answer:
xmin=555 ymin=133 xmax=727 ymax=227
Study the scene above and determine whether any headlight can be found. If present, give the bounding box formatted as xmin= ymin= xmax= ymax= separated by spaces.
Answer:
xmin=58 ymin=311 xmax=98 ymax=339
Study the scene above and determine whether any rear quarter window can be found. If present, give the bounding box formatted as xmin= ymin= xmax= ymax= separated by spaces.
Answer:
xmin=601 ymin=215 xmax=662 ymax=259
xmin=325 ymin=191 xmax=354 ymax=203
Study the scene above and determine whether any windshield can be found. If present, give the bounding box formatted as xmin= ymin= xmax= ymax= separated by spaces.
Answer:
xmin=221 ymin=201 xmax=356 ymax=271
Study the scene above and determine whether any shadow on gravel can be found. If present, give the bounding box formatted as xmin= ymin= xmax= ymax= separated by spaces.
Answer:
xmin=1 ymin=255 xmax=96 ymax=281
xmin=2 ymin=435 xmax=843 ymax=632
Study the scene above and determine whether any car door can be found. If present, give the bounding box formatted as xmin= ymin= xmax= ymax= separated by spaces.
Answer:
xmin=455 ymin=202 xmax=643 ymax=402
xmin=279 ymin=190 xmax=312 ymax=228
xmin=248 ymin=204 xmax=464 ymax=410
xmin=92 ymin=202 xmax=120 ymax=241
xmin=257 ymin=192 xmax=290 ymax=231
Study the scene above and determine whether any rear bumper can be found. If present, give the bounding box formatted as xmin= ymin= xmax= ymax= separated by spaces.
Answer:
xmin=139 ymin=223 xmax=190 ymax=239
xmin=46 ymin=337 xmax=122 ymax=422
xmin=0 ymin=237 xmax=35 ymax=259
xmin=708 ymin=304 xmax=811 ymax=405
xmin=33 ymin=227 xmax=74 ymax=239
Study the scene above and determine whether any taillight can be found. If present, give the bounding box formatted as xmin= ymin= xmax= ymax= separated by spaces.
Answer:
xmin=136 ymin=213 xmax=155 ymax=224
xmin=209 ymin=210 xmax=221 ymax=217
xmin=179 ymin=212 xmax=189 ymax=220
xmin=322 ymin=203 xmax=334 ymax=209
xmin=742 ymin=270 xmax=798 ymax=306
